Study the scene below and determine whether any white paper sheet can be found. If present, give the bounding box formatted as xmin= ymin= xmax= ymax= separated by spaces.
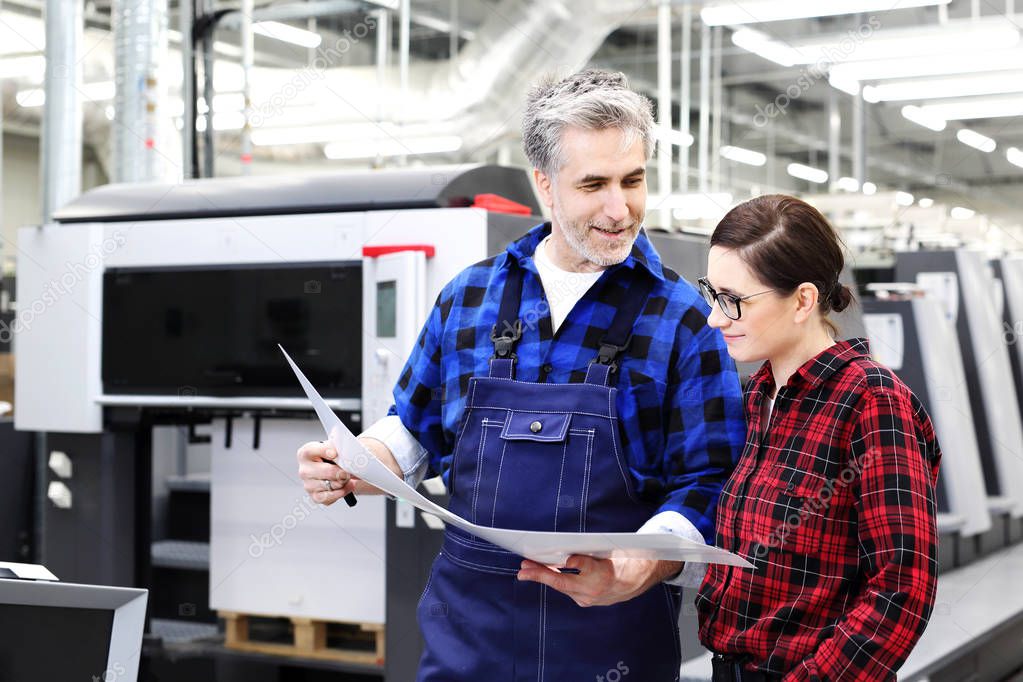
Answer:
xmin=281 ymin=346 xmax=753 ymax=569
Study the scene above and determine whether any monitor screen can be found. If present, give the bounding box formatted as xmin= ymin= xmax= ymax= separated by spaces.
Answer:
xmin=0 ymin=578 xmax=147 ymax=682
xmin=102 ymin=262 xmax=363 ymax=398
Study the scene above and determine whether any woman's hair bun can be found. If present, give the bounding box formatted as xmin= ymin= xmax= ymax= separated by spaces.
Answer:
xmin=829 ymin=284 xmax=853 ymax=313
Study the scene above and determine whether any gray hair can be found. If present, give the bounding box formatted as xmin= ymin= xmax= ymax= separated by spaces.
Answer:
xmin=521 ymin=69 xmax=655 ymax=177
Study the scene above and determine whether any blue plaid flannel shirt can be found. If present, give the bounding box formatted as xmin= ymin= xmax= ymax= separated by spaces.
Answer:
xmin=389 ymin=222 xmax=745 ymax=542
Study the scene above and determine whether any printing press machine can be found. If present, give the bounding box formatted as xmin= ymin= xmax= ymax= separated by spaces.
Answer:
xmin=13 ymin=165 xmax=545 ymax=680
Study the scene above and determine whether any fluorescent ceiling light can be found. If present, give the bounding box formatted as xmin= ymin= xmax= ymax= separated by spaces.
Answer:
xmin=324 ymin=136 xmax=463 ymax=160
xmin=0 ymin=55 xmax=46 ymax=80
xmin=862 ymin=181 xmax=877 ymax=195
xmin=16 ymin=81 xmax=116 ymax=107
xmin=667 ymin=193 xmax=735 ymax=220
xmin=785 ymin=21 xmax=1018 ymax=65
xmin=895 ymin=191 xmax=915 ymax=207
xmin=654 ymin=126 xmax=694 ymax=147
xmin=829 ymin=75 xmax=861 ymax=97
xmin=918 ymin=197 xmax=934 ymax=208
xmin=730 ymin=28 xmax=801 ymax=67
xmin=836 ymin=176 xmax=860 ymax=192
xmin=956 ymin=128 xmax=996 ymax=152
xmin=901 ymin=105 xmax=946 ymax=132
xmin=917 ymin=95 xmax=1023 ymax=121
xmin=720 ymin=145 xmax=766 ymax=166
xmin=700 ymin=0 xmax=949 ymax=26
xmin=863 ymin=72 xmax=1023 ymax=101
xmin=786 ymin=163 xmax=828 ymax=184
xmin=252 ymin=123 xmax=404 ymax=146
xmin=166 ymin=93 xmax=247 ymax=118
xmin=1008 ymin=146 xmax=1023 ymax=168
xmin=829 ymin=49 xmax=1023 ymax=83
xmin=194 ymin=112 xmax=247 ymax=133
xmin=950 ymin=206 xmax=975 ymax=219
xmin=252 ymin=21 xmax=322 ymax=48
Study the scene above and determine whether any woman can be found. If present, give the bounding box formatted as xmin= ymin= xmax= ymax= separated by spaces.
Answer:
xmin=695 ymin=195 xmax=941 ymax=681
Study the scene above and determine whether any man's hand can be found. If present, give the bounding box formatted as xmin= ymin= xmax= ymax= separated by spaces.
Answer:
xmin=296 ymin=437 xmax=402 ymax=504
xmin=516 ymin=556 xmax=683 ymax=607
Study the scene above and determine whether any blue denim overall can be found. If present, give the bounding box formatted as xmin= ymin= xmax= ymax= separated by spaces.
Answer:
xmin=415 ymin=262 xmax=683 ymax=681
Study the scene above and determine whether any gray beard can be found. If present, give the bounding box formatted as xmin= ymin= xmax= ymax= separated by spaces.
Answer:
xmin=553 ymin=202 xmax=639 ymax=268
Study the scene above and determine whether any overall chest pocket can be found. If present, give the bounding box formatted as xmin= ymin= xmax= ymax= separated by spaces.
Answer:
xmin=499 ymin=411 xmax=572 ymax=442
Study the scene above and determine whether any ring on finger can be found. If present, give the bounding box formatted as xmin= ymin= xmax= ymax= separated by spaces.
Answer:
xmin=322 ymin=479 xmax=333 ymax=492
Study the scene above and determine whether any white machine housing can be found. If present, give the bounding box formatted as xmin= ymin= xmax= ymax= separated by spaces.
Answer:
xmin=14 ymin=165 xmax=540 ymax=626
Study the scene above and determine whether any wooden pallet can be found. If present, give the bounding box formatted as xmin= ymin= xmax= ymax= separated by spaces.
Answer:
xmin=219 ymin=611 xmax=385 ymax=666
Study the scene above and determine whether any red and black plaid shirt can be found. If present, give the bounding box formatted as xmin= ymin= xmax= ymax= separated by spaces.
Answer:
xmin=696 ymin=338 xmax=941 ymax=681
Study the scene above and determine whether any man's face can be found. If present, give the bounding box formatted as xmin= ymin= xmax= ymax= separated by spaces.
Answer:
xmin=535 ymin=126 xmax=647 ymax=269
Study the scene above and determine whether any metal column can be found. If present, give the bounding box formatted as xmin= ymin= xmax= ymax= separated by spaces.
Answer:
xmin=41 ymin=0 xmax=83 ymax=223
xmin=657 ymin=0 xmax=672 ymax=229
xmin=698 ymin=20 xmax=710 ymax=193
xmin=679 ymin=4 xmax=692 ymax=193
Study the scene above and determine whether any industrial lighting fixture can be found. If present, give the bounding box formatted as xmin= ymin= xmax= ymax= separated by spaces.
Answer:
xmin=829 ymin=50 xmax=1023 ymax=84
xmin=252 ymin=21 xmax=322 ymax=48
xmin=956 ymin=128 xmax=997 ymax=153
xmin=784 ymin=21 xmax=1019 ymax=65
xmin=1008 ymin=146 xmax=1023 ymax=168
xmin=862 ymin=181 xmax=877 ymax=195
xmin=901 ymin=105 xmax=946 ymax=132
xmin=829 ymin=76 xmax=861 ymax=97
xmin=861 ymin=86 xmax=882 ymax=104
xmin=862 ymin=72 xmax=1023 ymax=102
xmin=253 ymin=123 xmax=403 ymax=146
xmin=730 ymin=28 xmax=802 ymax=67
xmin=950 ymin=206 xmax=976 ymax=219
xmin=0 ymin=55 xmax=46 ymax=80
xmin=700 ymin=0 xmax=950 ymax=26
xmin=835 ymin=177 xmax=860 ymax=192
xmin=667 ymin=193 xmax=735 ymax=220
xmin=720 ymin=145 xmax=767 ymax=167
xmin=918 ymin=197 xmax=935 ymax=208
xmin=16 ymin=81 xmax=117 ymax=107
xmin=323 ymin=136 xmax=463 ymax=160
xmin=786 ymin=163 xmax=828 ymax=184
xmin=917 ymin=95 xmax=1023 ymax=121
xmin=195 ymin=112 xmax=247 ymax=132
xmin=895 ymin=191 xmax=915 ymax=207
xmin=654 ymin=126 xmax=695 ymax=147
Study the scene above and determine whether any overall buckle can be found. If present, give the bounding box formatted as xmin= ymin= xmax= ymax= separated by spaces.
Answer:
xmin=490 ymin=319 xmax=522 ymax=359
xmin=590 ymin=334 xmax=632 ymax=373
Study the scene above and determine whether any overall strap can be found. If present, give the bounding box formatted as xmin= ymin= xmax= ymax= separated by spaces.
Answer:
xmin=488 ymin=258 xmax=525 ymax=379
xmin=584 ymin=274 xmax=657 ymax=386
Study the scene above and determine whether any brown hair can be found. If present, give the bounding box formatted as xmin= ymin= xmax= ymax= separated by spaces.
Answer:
xmin=710 ymin=194 xmax=854 ymax=336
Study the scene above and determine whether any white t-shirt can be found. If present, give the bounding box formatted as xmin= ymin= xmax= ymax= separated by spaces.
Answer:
xmin=532 ymin=236 xmax=605 ymax=334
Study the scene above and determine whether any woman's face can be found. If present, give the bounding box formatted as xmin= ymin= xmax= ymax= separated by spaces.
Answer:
xmin=704 ymin=245 xmax=796 ymax=364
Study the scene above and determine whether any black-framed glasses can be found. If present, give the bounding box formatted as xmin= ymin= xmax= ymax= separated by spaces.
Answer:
xmin=697 ymin=277 xmax=774 ymax=320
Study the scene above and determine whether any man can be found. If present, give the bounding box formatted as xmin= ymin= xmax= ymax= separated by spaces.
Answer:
xmin=297 ymin=69 xmax=745 ymax=681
